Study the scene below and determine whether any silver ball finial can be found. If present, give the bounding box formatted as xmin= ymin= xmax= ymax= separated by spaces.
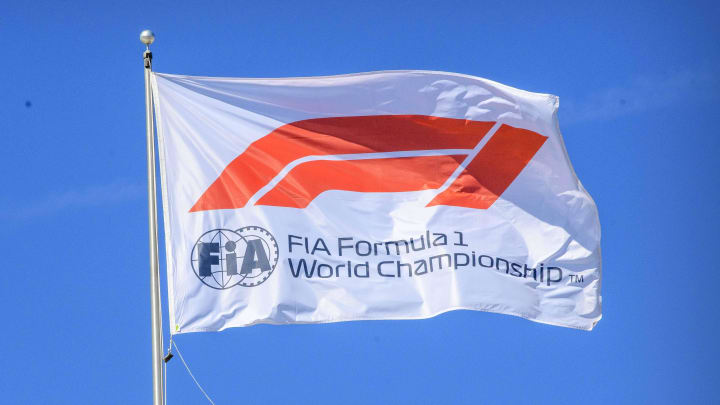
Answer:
xmin=140 ymin=30 xmax=155 ymax=46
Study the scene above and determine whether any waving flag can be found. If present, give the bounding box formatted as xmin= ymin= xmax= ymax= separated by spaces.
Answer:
xmin=151 ymin=70 xmax=601 ymax=332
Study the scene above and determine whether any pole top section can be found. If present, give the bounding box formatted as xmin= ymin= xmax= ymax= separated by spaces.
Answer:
xmin=140 ymin=30 xmax=155 ymax=47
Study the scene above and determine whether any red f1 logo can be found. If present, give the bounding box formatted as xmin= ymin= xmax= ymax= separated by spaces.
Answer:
xmin=190 ymin=115 xmax=547 ymax=211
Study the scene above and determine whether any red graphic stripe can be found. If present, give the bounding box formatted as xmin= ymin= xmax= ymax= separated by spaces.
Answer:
xmin=256 ymin=155 xmax=467 ymax=208
xmin=190 ymin=116 xmax=493 ymax=212
xmin=427 ymin=124 xmax=547 ymax=209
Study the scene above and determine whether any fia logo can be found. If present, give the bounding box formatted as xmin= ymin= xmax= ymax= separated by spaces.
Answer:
xmin=191 ymin=226 xmax=279 ymax=289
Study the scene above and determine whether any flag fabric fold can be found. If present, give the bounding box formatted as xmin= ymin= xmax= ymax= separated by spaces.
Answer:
xmin=151 ymin=70 xmax=601 ymax=333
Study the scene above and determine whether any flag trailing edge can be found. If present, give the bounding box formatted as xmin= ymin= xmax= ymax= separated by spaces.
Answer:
xmin=151 ymin=70 xmax=602 ymax=333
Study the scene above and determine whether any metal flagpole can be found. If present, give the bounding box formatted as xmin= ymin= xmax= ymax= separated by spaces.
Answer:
xmin=140 ymin=29 xmax=164 ymax=405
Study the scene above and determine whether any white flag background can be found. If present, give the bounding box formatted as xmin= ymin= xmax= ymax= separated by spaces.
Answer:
xmin=151 ymin=70 xmax=601 ymax=333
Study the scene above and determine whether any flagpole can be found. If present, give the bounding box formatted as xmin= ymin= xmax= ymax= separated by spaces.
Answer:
xmin=140 ymin=29 xmax=164 ymax=405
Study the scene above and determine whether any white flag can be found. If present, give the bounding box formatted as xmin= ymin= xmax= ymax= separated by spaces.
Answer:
xmin=151 ymin=70 xmax=601 ymax=333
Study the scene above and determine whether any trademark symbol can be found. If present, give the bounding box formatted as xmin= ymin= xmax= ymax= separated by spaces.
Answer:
xmin=568 ymin=274 xmax=584 ymax=283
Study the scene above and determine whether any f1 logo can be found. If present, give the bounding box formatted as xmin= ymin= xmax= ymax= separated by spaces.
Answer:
xmin=190 ymin=115 xmax=547 ymax=212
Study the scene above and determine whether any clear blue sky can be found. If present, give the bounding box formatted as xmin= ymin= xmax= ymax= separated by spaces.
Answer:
xmin=2 ymin=1 xmax=719 ymax=403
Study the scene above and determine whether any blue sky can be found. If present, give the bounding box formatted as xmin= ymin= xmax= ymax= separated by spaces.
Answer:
xmin=1 ymin=1 xmax=719 ymax=403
